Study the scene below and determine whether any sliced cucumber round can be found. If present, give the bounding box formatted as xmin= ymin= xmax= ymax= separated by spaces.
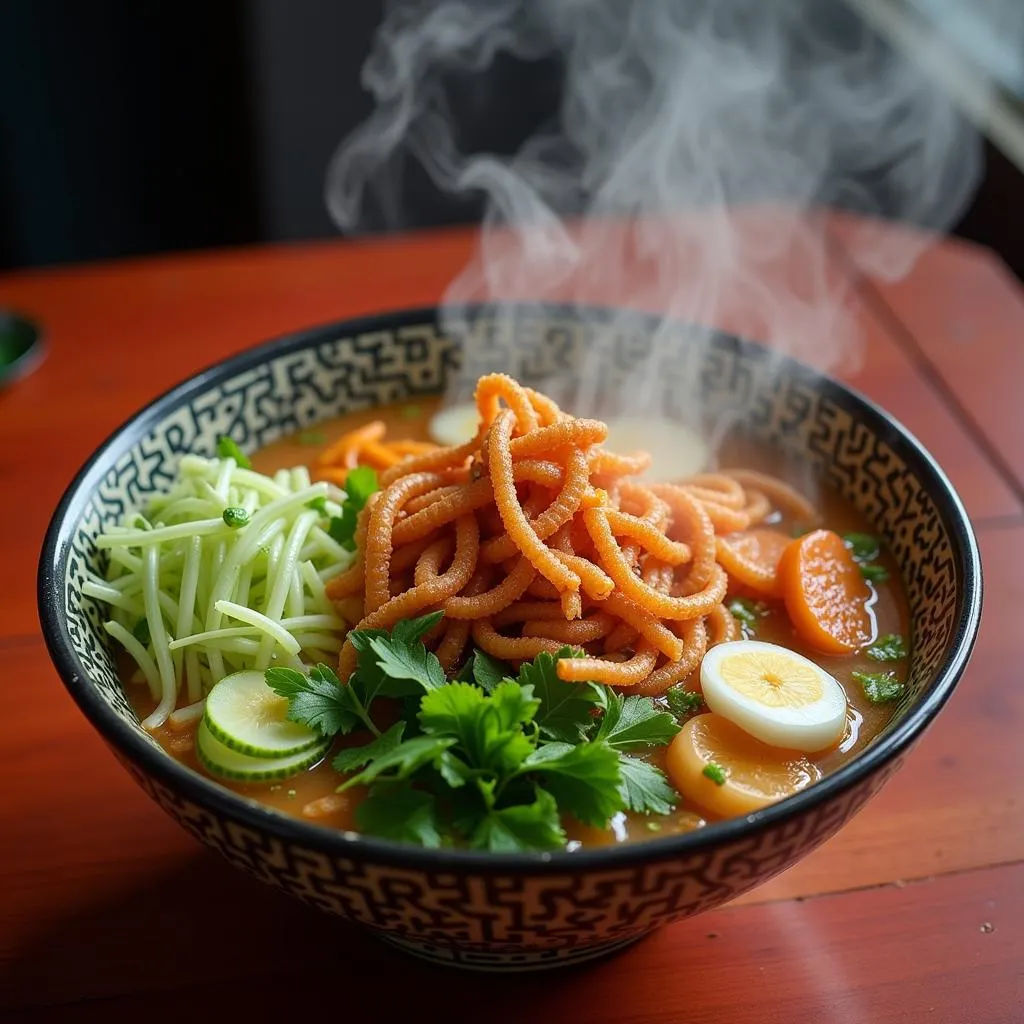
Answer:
xmin=195 ymin=720 xmax=330 ymax=782
xmin=204 ymin=669 xmax=320 ymax=758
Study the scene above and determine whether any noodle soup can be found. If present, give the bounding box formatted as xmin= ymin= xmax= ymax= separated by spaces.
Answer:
xmin=114 ymin=383 xmax=908 ymax=850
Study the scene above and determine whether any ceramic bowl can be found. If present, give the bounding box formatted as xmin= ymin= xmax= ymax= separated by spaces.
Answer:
xmin=38 ymin=304 xmax=982 ymax=972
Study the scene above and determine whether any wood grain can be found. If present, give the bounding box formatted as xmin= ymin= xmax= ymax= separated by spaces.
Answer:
xmin=3 ymin=856 xmax=1020 ymax=1022
xmin=1 ymin=214 xmax=1021 ymax=1019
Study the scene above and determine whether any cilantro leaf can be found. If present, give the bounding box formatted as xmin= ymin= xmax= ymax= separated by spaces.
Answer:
xmin=392 ymin=610 xmax=445 ymax=646
xmin=216 ymin=435 xmax=251 ymax=470
xmin=418 ymin=680 xmax=487 ymax=738
xmin=132 ymin=617 xmax=150 ymax=646
xmin=306 ymin=496 xmax=329 ymax=515
xmin=843 ymin=532 xmax=880 ymax=562
xmin=703 ymin=762 xmax=728 ymax=785
xmin=355 ymin=784 xmax=442 ymax=848
xmin=328 ymin=506 xmax=360 ymax=551
xmin=419 ymin=680 xmax=537 ymax=774
xmin=520 ymin=741 xmax=623 ymax=828
xmin=489 ymin=679 xmax=540 ymax=732
xmin=666 ymin=686 xmax=703 ymax=719
xmin=265 ymin=664 xmax=366 ymax=737
xmin=472 ymin=649 xmax=513 ymax=693
xmin=618 ymin=756 xmax=678 ymax=815
xmin=470 ymin=787 xmax=566 ymax=853
xmin=331 ymin=722 xmax=406 ymax=774
xmin=867 ymin=634 xmax=908 ymax=662
xmin=336 ymin=734 xmax=456 ymax=791
xmin=344 ymin=465 xmax=379 ymax=504
xmin=328 ymin=465 xmax=379 ymax=551
xmin=593 ymin=690 xmax=680 ymax=752
xmin=860 ymin=563 xmax=890 ymax=583
xmin=368 ymin=634 xmax=446 ymax=692
xmin=728 ymin=596 xmax=765 ymax=628
xmin=347 ymin=629 xmax=426 ymax=707
xmin=852 ymin=669 xmax=905 ymax=704
xmin=518 ymin=649 xmax=601 ymax=743
xmin=436 ymin=750 xmax=475 ymax=789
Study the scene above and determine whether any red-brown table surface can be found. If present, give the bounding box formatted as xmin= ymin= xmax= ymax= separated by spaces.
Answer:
xmin=1 ymin=214 xmax=1021 ymax=1022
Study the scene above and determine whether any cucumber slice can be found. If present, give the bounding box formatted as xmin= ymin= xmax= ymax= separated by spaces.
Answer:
xmin=195 ymin=720 xmax=330 ymax=782
xmin=204 ymin=669 xmax=320 ymax=758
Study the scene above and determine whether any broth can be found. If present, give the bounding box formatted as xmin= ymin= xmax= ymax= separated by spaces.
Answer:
xmin=129 ymin=397 xmax=908 ymax=847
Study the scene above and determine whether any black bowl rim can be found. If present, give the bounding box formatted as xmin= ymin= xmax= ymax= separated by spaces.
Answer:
xmin=38 ymin=302 xmax=983 ymax=874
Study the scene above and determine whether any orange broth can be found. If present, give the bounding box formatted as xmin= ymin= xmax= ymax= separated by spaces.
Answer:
xmin=129 ymin=397 xmax=908 ymax=847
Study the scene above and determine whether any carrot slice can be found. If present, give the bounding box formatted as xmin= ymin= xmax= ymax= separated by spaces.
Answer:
xmin=715 ymin=528 xmax=790 ymax=597
xmin=666 ymin=713 xmax=821 ymax=818
xmin=777 ymin=528 xmax=872 ymax=653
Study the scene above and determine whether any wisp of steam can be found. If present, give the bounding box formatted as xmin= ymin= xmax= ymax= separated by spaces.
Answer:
xmin=324 ymin=0 xmax=981 ymax=431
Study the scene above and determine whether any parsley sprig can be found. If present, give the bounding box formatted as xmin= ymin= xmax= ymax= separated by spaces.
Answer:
xmin=866 ymin=633 xmax=907 ymax=662
xmin=852 ymin=669 xmax=905 ymax=704
xmin=265 ymin=621 xmax=682 ymax=852
xmin=842 ymin=531 xmax=891 ymax=584
xmin=327 ymin=466 xmax=379 ymax=551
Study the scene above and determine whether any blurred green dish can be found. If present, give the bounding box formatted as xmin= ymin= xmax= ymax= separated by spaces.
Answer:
xmin=0 ymin=310 xmax=43 ymax=386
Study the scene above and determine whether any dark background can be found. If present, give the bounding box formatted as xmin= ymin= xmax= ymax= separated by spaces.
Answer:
xmin=1 ymin=0 xmax=1022 ymax=277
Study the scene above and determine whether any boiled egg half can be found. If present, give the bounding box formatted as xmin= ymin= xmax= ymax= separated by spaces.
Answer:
xmin=428 ymin=402 xmax=483 ymax=446
xmin=700 ymin=640 xmax=848 ymax=753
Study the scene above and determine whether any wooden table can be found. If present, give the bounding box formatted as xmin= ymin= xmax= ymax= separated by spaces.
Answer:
xmin=1 ymin=214 xmax=1021 ymax=1022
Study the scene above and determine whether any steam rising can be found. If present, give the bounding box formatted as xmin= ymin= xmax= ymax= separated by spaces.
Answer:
xmin=325 ymin=0 xmax=981 ymax=422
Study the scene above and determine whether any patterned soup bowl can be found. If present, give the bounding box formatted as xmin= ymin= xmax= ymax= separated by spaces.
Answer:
xmin=38 ymin=305 xmax=982 ymax=971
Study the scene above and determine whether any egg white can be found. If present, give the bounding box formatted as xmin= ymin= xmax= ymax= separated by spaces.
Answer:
xmin=603 ymin=417 xmax=709 ymax=481
xmin=428 ymin=402 xmax=481 ymax=446
xmin=700 ymin=640 xmax=848 ymax=753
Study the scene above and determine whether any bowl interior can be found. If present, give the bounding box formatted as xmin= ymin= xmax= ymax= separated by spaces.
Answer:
xmin=45 ymin=305 xmax=977 ymax=806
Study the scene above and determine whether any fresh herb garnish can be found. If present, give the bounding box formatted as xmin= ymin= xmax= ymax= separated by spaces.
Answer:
xmin=841 ymin=532 xmax=889 ymax=582
xmin=266 ymin=629 xmax=682 ymax=851
xmin=357 ymin=784 xmax=443 ymax=847
xmin=852 ymin=669 xmax=905 ymax=704
xmin=222 ymin=506 xmax=250 ymax=528
xmin=328 ymin=466 xmax=379 ymax=552
xmin=728 ymin=596 xmax=766 ymax=628
xmin=298 ymin=430 xmax=326 ymax=445
xmin=306 ymin=496 xmax=329 ymax=515
xmin=617 ymin=756 xmax=679 ymax=815
xmin=859 ymin=563 xmax=890 ymax=583
xmin=867 ymin=633 xmax=907 ymax=662
xmin=471 ymin=649 xmax=512 ymax=693
xmin=216 ymin=436 xmax=251 ymax=470
xmin=843 ymin=532 xmax=880 ymax=562
xmin=266 ymin=662 xmax=373 ymax=737
xmin=702 ymin=762 xmax=728 ymax=786
xmin=516 ymin=648 xmax=601 ymax=743
xmin=592 ymin=688 xmax=680 ymax=752
xmin=666 ymin=686 xmax=703 ymax=720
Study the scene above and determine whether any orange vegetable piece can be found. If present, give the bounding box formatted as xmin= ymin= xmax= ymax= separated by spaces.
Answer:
xmin=715 ymin=527 xmax=790 ymax=597
xmin=666 ymin=713 xmax=821 ymax=818
xmin=777 ymin=528 xmax=872 ymax=654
